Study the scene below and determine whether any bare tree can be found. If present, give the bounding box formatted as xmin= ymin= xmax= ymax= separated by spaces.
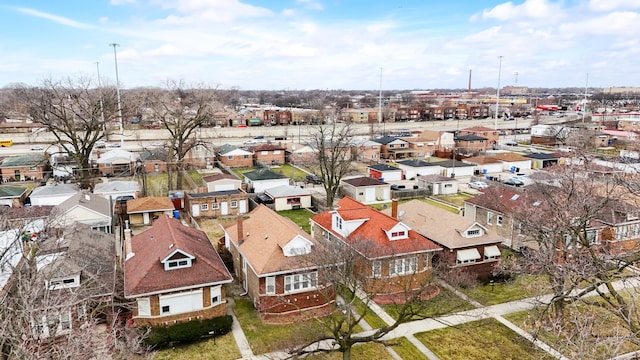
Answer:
xmin=306 ymin=120 xmax=358 ymax=207
xmin=0 ymin=216 xmax=147 ymax=359
xmin=286 ymin=237 xmax=457 ymax=360
xmin=14 ymin=77 xmax=118 ymax=188
xmin=499 ymin=162 xmax=640 ymax=334
xmin=141 ymin=81 xmax=219 ymax=191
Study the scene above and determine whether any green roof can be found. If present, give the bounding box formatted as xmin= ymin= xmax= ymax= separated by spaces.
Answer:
xmin=0 ymin=154 xmax=46 ymax=168
xmin=0 ymin=185 xmax=28 ymax=198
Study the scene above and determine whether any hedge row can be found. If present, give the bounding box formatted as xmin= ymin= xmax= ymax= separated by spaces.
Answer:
xmin=145 ymin=315 xmax=233 ymax=348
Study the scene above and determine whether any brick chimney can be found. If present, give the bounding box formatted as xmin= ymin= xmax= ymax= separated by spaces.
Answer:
xmin=391 ymin=198 xmax=399 ymax=219
xmin=237 ymin=215 xmax=244 ymax=245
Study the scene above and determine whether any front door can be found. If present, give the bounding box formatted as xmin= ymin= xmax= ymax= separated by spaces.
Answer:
xmin=221 ymin=202 xmax=229 ymax=215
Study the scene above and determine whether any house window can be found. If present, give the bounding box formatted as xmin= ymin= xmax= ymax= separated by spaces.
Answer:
xmin=266 ymin=276 xmax=276 ymax=295
xmin=48 ymin=275 xmax=80 ymax=290
xmin=284 ymin=272 xmax=318 ymax=293
xmin=261 ymin=151 xmax=268 ymax=155
xmin=487 ymin=212 xmax=494 ymax=224
xmin=424 ymin=254 xmax=431 ymax=269
xmin=161 ymin=305 xmax=170 ymax=314
xmin=212 ymin=202 xmax=220 ymax=210
xmin=467 ymin=229 xmax=481 ymax=237
xmin=497 ymin=215 xmax=503 ymax=226
xmin=337 ymin=217 xmax=342 ymax=229
xmin=105 ymin=163 xmax=112 ymax=168
xmin=231 ymin=201 xmax=238 ymax=208
xmin=243 ymin=155 xmax=249 ymax=159
xmin=389 ymin=257 xmax=417 ymax=276
xmin=372 ymin=260 xmax=381 ymax=278
xmin=201 ymin=203 xmax=209 ymax=211
xmin=274 ymin=150 xmax=281 ymax=155
xmin=586 ymin=230 xmax=598 ymax=245
xmin=286 ymin=197 xmax=301 ymax=205
xmin=165 ymin=258 xmax=191 ymax=270
xmin=323 ymin=230 xmax=330 ymax=241
xmin=228 ymin=156 xmax=234 ymax=160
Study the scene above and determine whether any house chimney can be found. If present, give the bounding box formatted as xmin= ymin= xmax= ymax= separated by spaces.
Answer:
xmin=237 ymin=215 xmax=244 ymax=245
xmin=124 ymin=229 xmax=133 ymax=260
xmin=391 ymin=198 xmax=399 ymax=219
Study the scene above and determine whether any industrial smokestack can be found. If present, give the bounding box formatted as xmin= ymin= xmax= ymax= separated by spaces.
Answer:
xmin=468 ymin=69 xmax=472 ymax=93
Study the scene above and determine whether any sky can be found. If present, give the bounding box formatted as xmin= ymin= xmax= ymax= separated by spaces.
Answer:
xmin=1 ymin=0 xmax=639 ymax=91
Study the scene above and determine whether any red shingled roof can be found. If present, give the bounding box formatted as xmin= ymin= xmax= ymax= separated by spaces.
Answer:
xmin=311 ymin=197 xmax=441 ymax=259
xmin=124 ymin=215 xmax=232 ymax=297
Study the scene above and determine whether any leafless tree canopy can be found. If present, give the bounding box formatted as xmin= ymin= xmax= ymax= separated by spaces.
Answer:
xmin=306 ymin=120 xmax=359 ymax=207
xmin=138 ymin=80 xmax=220 ymax=191
xmin=12 ymin=77 xmax=119 ymax=188
xmin=498 ymin=161 xmax=640 ymax=341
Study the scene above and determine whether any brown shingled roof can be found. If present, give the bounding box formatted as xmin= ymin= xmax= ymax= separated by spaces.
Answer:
xmin=124 ymin=215 xmax=232 ymax=297
xmin=126 ymin=197 xmax=175 ymax=213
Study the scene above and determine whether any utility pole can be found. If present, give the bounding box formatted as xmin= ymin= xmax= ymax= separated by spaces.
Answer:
xmin=378 ymin=67 xmax=383 ymax=135
xmin=494 ymin=56 xmax=503 ymax=132
xmin=95 ymin=61 xmax=107 ymax=141
xmin=583 ymin=73 xmax=589 ymax=122
xmin=110 ymin=43 xmax=124 ymax=143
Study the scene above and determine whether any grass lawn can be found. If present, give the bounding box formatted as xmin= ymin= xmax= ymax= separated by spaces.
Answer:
xmin=415 ymin=318 xmax=555 ymax=360
xmin=233 ymin=298 xmax=324 ymax=355
xmin=278 ymin=209 xmax=315 ymax=233
xmin=230 ymin=167 xmax=257 ymax=179
xmin=433 ymin=193 xmax=475 ymax=207
xmin=196 ymin=217 xmax=232 ymax=243
xmin=420 ymin=198 xmax=460 ymax=213
xmin=459 ymin=275 xmax=550 ymax=306
xmin=145 ymin=173 xmax=169 ymax=196
xmin=383 ymin=287 xmax=474 ymax=321
xmin=505 ymin=300 xmax=640 ymax=359
xmin=351 ymin=296 xmax=388 ymax=330
xmin=153 ymin=332 xmax=240 ymax=360
xmin=186 ymin=170 xmax=204 ymax=186
xmin=304 ymin=342 xmax=395 ymax=359
xmin=391 ymin=337 xmax=430 ymax=360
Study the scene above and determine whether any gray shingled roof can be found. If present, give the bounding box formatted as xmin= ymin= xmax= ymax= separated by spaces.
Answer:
xmin=244 ymin=168 xmax=288 ymax=181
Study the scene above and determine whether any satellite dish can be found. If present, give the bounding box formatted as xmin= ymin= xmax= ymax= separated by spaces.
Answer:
xmin=398 ymin=210 xmax=405 ymax=219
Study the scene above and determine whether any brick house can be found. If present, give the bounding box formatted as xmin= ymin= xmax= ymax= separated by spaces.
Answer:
xmin=0 ymin=154 xmax=48 ymax=182
xmin=454 ymin=134 xmax=489 ymax=154
xmin=387 ymin=199 xmax=502 ymax=279
xmin=458 ymin=126 xmax=500 ymax=148
xmin=371 ymin=136 xmax=412 ymax=160
xmin=217 ymin=144 xmax=254 ymax=168
xmin=403 ymin=130 xmax=455 ymax=157
xmin=124 ymin=215 xmax=232 ymax=326
xmin=139 ymin=148 xmax=169 ymax=174
xmin=310 ymin=197 xmax=442 ymax=304
xmin=351 ymin=140 xmax=382 ymax=163
xmin=185 ymin=189 xmax=249 ymax=218
xmin=248 ymin=143 xmax=286 ymax=166
xmin=243 ymin=168 xmax=290 ymax=193
xmin=223 ymin=206 xmax=334 ymax=322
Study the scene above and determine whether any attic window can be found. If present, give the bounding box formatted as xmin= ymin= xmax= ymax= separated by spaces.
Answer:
xmin=510 ymin=194 xmax=520 ymax=201
xmin=466 ymin=229 xmax=481 ymax=237
xmin=164 ymin=258 xmax=191 ymax=270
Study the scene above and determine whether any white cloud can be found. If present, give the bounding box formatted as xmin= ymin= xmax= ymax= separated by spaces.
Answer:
xmin=589 ymin=0 xmax=640 ymax=12
xmin=295 ymin=0 xmax=324 ymax=11
xmin=13 ymin=7 xmax=93 ymax=29
xmin=151 ymin=0 xmax=273 ymax=23
xmin=476 ymin=0 xmax=564 ymax=22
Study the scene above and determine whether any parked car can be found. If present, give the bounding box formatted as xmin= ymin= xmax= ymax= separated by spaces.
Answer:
xmin=306 ymin=174 xmax=322 ymax=184
xmin=243 ymin=139 xmax=258 ymax=145
xmin=504 ymin=141 xmax=518 ymax=146
xmin=468 ymin=181 xmax=489 ymax=190
xmin=504 ymin=178 xmax=524 ymax=187
xmin=390 ymin=184 xmax=406 ymax=191
xmin=30 ymin=145 xmax=44 ymax=151
xmin=525 ymin=147 xmax=540 ymax=153
xmin=107 ymin=142 xmax=121 ymax=148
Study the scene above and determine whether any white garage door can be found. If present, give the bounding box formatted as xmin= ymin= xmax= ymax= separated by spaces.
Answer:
xmin=365 ymin=187 xmax=375 ymax=202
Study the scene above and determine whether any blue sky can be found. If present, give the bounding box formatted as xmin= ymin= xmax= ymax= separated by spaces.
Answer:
xmin=1 ymin=0 xmax=639 ymax=90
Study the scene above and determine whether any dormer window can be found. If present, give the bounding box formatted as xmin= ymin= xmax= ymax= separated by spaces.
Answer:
xmin=47 ymin=274 xmax=80 ymax=290
xmin=162 ymin=249 xmax=196 ymax=271
xmin=165 ymin=258 xmax=191 ymax=270
xmin=467 ymin=229 xmax=481 ymax=237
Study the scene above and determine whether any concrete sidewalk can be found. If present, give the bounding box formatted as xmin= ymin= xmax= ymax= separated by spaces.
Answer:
xmin=226 ymin=298 xmax=254 ymax=359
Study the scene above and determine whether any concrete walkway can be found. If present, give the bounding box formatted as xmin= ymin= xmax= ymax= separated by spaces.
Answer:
xmin=226 ymin=298 xmax=254 ymax=359
xmin=228 ymin=276 xmax=640 ymax=360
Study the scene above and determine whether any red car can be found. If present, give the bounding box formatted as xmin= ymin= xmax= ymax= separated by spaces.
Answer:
xmin=237 ymin=124 xmax=247 ymax=128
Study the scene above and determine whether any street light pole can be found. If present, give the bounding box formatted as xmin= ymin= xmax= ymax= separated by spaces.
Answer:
xmin=110 ymin=43 xmax=124 ymax=140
